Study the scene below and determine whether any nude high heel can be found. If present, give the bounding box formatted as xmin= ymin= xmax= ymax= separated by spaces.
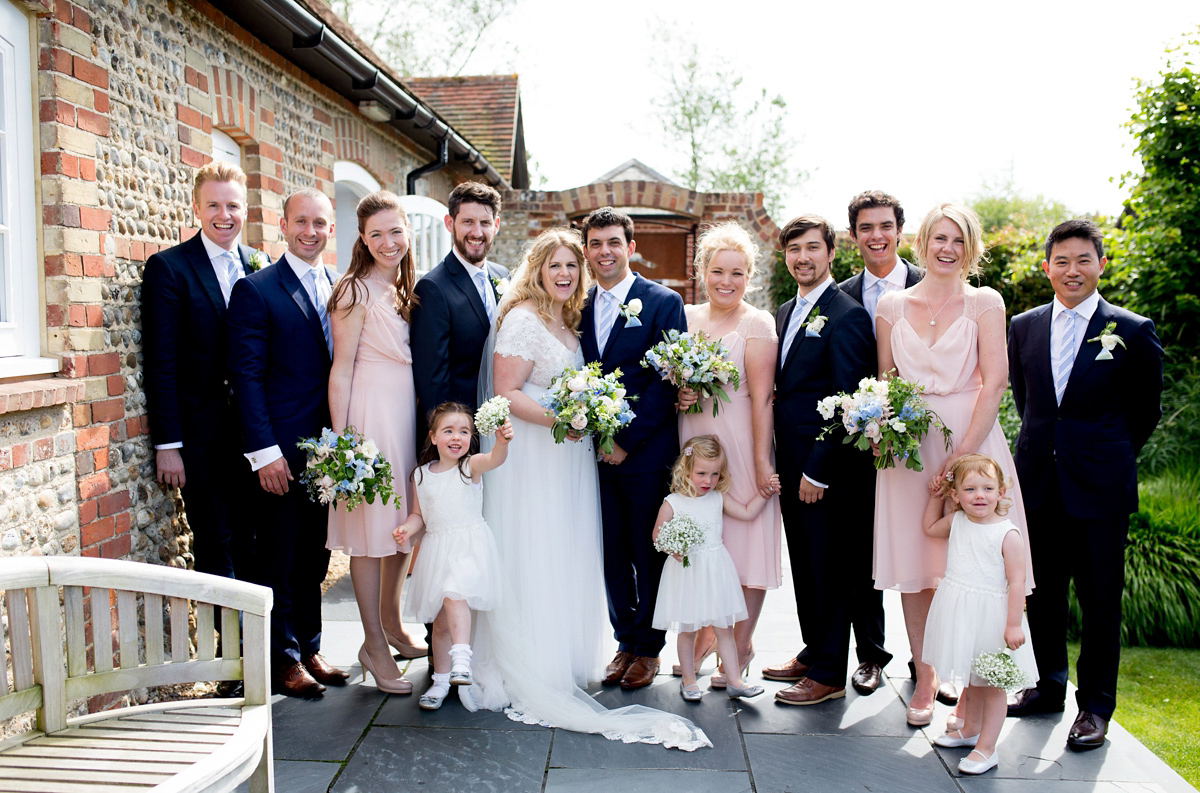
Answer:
xmin=358 ymin=645 xmax=413 ymax=694
xmin=383 ymin=628 xmax=429 ymax=659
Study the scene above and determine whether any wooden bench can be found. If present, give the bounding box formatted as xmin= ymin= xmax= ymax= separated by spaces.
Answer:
xmin=0 ymin=556 xmax=273 ymax=792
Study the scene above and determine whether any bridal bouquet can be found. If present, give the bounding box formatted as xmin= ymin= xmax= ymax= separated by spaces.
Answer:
xmin=540 ymin=362 xmax=636 ymax=455
xmin=474 ymin=395 xmax=511 ymax=436
xmin=641 ymin=329 xmax=740 ymax=417
xmin=816 ymin=372 xmax=952 ymax=471
xmin=296 ymin=427 xmax=399 ymax=511
xmin=653 ymin=514 xmax=705 ymax=567
xmin=972 ymin=648 xmax=1030 ymax=691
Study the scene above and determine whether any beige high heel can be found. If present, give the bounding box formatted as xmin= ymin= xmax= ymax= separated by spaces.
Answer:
xmin=358 ymin=645 xmax=413 ymax=694
xmin=383 ymin=628 xmax=429 ymax=659
xmin=710 ymin=648 xmax=754 ymax=690
xmin=671 ymin=633 xmax=719 ymax=677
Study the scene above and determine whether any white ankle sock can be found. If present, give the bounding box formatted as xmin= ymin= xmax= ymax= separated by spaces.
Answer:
xmin=449 ymin=644 xmax=472 ymax=675
xmin=426 ymin=672 xmax=451 ymax=699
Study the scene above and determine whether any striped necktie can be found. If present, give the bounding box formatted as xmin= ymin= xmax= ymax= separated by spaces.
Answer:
xmin=595 ymin=290 xmax=618 ymax=351
xmin=474 ymin=270 xmax=495 ymax=323
xmin=1054 ymin=309 xmax=1076 ymax=404
xmin=221 ymin=251 xmax=241 ymax=305
xmin=307 ymin=267 xmax=333 ymax=357
xmin=781 ymin=297 xmax=807 ymax=362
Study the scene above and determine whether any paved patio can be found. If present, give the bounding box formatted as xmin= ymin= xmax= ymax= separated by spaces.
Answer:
xmin=239 ymin=542 xmax=1197 ymax=793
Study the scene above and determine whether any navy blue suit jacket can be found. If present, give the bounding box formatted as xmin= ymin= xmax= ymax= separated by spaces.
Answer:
xmin=580 ymin=274 xmax=687 ymax=473
xmin=773 ymin=283 xmax=876 ymax=485
xmin=141 ymin=233 xmax=261 ymax=447
xmin=227 ymin=259 xmax=333 ymax=471
xmin=838 ymin=259 xmax=922 ymax=305
xmin=1008 ymin=296 xmax=1163 ymax=519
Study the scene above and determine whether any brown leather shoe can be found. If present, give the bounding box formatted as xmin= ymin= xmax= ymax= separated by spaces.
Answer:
xmin=276 ymin=662 xmax=325 ymax=699
xmin=619 ymin=656 xmax=660 ymax=690
xmin=1066 ymin=710 xmax=1109 ymax=750
xmin=851 ymin=662 xmax=883 ymax=695
xmin=761 ymin=657 xmax=811 ymax=682
xmin=775 ymin=677 xmax=846 ymax=706
xmin=303 ymin=653 xmax=349 ymax=686
xmin=603 ymin=652 xmax=634 ymax=686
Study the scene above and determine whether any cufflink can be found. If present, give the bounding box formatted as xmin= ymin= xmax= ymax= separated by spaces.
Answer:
xmin=250 ymin=456 xmax=258 ymax=464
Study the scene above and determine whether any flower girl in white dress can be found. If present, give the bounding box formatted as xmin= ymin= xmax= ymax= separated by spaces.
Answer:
xmin=922 ymin=453 xmax=1037 ymax=775
xmin=653 ymin=435 xmax=778 ymax=701
xmin=393 ymin=402 xmax=512 ymax=710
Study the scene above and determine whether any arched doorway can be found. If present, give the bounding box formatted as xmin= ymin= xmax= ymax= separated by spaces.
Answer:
xmin=334 ymin=161 xmax=382 ymax=272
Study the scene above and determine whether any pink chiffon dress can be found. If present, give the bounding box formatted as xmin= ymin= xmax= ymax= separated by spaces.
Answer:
xmin=326 ymin=295 xmax=417 ymax=557
xmin=679 ymin=305 xmax=782 ymax=590
xmin=872 ymin=286 xmax=1033 ymax=593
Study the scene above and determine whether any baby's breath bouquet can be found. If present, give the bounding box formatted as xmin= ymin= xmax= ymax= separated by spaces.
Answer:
xmin=641 ymin=329 xmax=740 ymax=417
xmin=296 ymin=427 xmax=399 ymax=511
xmin=539 ymin=362 xmax=636 ymax=455
xmin=816 ymin=372 xmax=952 ymax=471
xmin=653 ymin=514 xmax=706 ymax=568
xmin=474 ymin=395 xmax=511 ymax=436
xmin=972 ymin=648 xmax=1030 ymax=691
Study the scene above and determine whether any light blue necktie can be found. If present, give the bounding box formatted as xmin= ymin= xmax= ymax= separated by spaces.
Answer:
xmin=221 ymin=251 xmax=241 ymax=305
xmin=781 ymin=297 xmax=807 ymax=362
xmin=595 ymin=290 xmax=618 ymax=351
xmin=308 ymin=267 xmax=333 ymax=357
xmin=474 ymin=270 xmax=495 ymax=323
xmin=1054 ymin=309 xmax=1076 ymax=404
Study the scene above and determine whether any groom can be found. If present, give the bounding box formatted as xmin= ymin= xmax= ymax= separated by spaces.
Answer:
xmin=1007 ymin=219 xmax=1163 ymax=748
xmin=580 ymin=207 xmax=687 ymax=690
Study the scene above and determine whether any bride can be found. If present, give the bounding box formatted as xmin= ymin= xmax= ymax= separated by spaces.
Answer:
xmin=463 ymin=228 xmax=709 ymax=750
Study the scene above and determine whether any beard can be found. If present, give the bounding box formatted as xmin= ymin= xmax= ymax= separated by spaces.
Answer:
xmin=454 ymin=230 xmax=493 ymax=264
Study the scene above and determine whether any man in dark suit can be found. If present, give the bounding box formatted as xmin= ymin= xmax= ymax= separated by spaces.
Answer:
xmin=142 ymin=161 xmax=263 ymax=581
xmin=764 ymin=215 xmax=877 ymax=706
xmin=411 ymin=181 xmax=509 ymax=448
xmin=580 ymin=207 xmax=687 ymax=690
xmin=1007 ymin=219 xmax=1163 ymax=748
xmin=228 ymin=188 xmax=349 ymax=699
xmin=835 ymin=190 xmax=922 ymax=695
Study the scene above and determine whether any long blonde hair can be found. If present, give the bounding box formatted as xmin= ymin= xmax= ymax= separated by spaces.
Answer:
xmin=496 ymin=228 xmax=589 ymax=332
xmin=914 ymin=203 xmax=987 ymax=281
xmin=669 ymin=435 xmax=731 ymax=497
xmin=330 ymin=191 xmax=419 ymax=322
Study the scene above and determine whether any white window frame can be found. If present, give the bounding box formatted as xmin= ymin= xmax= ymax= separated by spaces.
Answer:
xmin=0 ymin=0 xmax=55 ymax=377
xmin=211 ymin=128 xmax=242 ymax=169
xmin=397 ymin=194 xmax=450 ymax=278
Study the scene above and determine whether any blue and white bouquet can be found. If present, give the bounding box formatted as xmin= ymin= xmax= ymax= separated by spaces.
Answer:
xmin=816 ymin=373 xmax=952 ymax=471
xmin=296 ymin=427 xmax=400 ymax=511
xmin=540 ymin=362 xmax=636 ymax=455
xmin=642 ymin=329 xmax=740 ymax=417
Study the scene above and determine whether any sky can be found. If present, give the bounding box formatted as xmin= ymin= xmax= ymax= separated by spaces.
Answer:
xmin=470 ymin=0 xmax=1199 ymax=230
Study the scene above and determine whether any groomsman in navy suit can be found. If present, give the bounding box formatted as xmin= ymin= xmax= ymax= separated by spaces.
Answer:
xmin=411 ymin=181 xmax=509 ymax=449
xmin=228 ymin=188 xmax=349 ymax=699
xmin=834 ymin=190 xmax=922 ymax=695
xmin=765 ymin=215 xmax=876 ymax=705
xmin=580 ymin=207 xmax=687 ymax=690
xmin=142 ymin=161 xmax=261 ymax=581
xmin=1007 ymin=219 xmax=1163 ymax=748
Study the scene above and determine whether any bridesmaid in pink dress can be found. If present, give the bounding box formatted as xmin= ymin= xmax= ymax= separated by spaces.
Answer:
xmin=327 ymin=191 xmax=425 ymax=693
xmin=873 ymin=203 xmax=1033 ymax=728
xmin=676 ymin=223 xmax=781 ymax=686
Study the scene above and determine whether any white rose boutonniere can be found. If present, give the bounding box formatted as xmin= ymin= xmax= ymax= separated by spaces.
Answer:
xmin=491 ymin=275 xmax=509 ymax=296
xmin=1087 ymin=321 xmax=1125 ymax=361
xmin=620 ymin=298 xmax=643 ymax=327
xmin=804 ymin=307 xmax=827 ymax=337
xmin=248 ymin=250 xmax=270 ymax=272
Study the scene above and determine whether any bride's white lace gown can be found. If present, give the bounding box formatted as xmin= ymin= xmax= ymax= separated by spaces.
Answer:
xmin=463 ymin=307 xmax=709 ymax=751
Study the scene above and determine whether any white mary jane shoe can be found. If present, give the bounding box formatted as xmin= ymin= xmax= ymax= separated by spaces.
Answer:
xmin=934 ymin=729 xmax=979 ymax=748
xmin=958 ymin=749 xmax=998 ymax=775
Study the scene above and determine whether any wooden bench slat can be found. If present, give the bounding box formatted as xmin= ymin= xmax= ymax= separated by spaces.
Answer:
xmin=46 ymin=558 xmax=271 ymax=615
xmin=0 ymin=765 xmax=174 ymax=784
xmin=143 ymin=593 xmax=164 ymax=667
xmin=221 ymin=606 xmax=240 ymax=661
xmin=116 ymin=590 xmax=139 ymax=669
xmin=93 ymin=588 xmax=113 ymax=674
xmin=196 ymin=602 xmax=216 ymax=661
xmin=0 ymin=754 xmax=193 ymax=773
xmin=29 ymin=732 xmax=222 ymax=751
xmin=62 ymin=587 xmax=87 ymax=677
xmin=5 ymin=590 xmax=34 ymax=691
xmin=0 ymin=779 xmax=160 ymax=792
xmin=64 ymin=658 xmax=244 ymax=701
xmin=0 ymin=686 xmax=41 ymax=722
xmin=166 ymin=706 xmax=242 ymax=717
xmin=121 ymin=712 xmax=241 ymax=726
xmin=102 ymin=718 xmax=238 ymax=735
xmin=4 ymin=744 xmax=210 ymax=763
xmin=169 ymin=596 xmax=188 ymax=663
xmin=69 ymin=726 xmax=229 ymax=744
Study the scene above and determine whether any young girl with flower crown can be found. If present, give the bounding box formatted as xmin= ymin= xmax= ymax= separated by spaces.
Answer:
xmin=393 ymin=402 xmax=512 ymax=710
xmin=921 ymin=453 xmax=1037 ymax=775
xmin=652 ymin=435 xmax=778 ymax=702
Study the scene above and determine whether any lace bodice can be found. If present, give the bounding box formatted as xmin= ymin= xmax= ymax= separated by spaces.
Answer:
xmin=942 ymin=512 xmax=1018 ymax=596
xmin=495 ymin=308 xmax=583 ymax=388
xmin=877 ymin=285 xmax=1004 ymax=326
xmin=665 ymin=491 xmax=724 ymax=551
xmin=416 ymin=461 xmax=486 ymax=534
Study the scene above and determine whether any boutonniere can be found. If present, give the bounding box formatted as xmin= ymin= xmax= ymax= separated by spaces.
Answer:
xmin=491 ymin=275 xmax=509 ymax=296
xmin=1087 ymin=321 xmax=1125 ymax=361
xmin=804 ymin=307 xmax=827 ymax=337
xmin=247 ymin=250 xmax=269 ymax=272
xmin=620 ymin=298 xmax=643 ymax=327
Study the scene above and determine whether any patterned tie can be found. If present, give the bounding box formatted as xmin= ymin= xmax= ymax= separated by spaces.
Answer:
xmin=1054 ymin=309 xmax=1076 ymax=404
xmin=780 ymin=297 xmax=807 ymax=363
xmin=474 ymin=270 xmax=495 ymax=323
xmin=866 ymin=279 xmax=886 ymax=324
xmin=308 ymin=267 xmax=333 ymax=357
xmin=595 ymin=290 xmax=618 ymax=352
xmin=222 ymin=251 xmax=241 ymax=305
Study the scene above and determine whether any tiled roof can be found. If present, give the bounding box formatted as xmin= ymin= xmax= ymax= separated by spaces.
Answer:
xmin=405 ymin=76 xmax=525 ymax=186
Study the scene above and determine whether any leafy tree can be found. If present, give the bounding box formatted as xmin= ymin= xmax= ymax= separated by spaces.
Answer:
xmin=329 ymin=0 xmax=516 ymax=76
xmin=968 ymin=171 xmax=1072 ymax=232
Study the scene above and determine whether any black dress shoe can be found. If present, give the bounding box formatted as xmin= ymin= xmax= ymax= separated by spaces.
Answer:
xmin=1067 ymin=710 xmax=1109 ymax=750
xmin=1007 ymin=686 xmax=1066 ymax=717
xmin=851 ymin=662 xmax=883 ymax=695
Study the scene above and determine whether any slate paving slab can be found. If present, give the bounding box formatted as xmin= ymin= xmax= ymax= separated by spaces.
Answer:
xmin=234 ymin=760 xmax=339 ymax=793
xmin=270 ymin=676 xmax=389 ymax=761
xmin=744 ymin=733 xmax=963 ymax=793
xmin=545 ymin=768 xmax=752 ymax=793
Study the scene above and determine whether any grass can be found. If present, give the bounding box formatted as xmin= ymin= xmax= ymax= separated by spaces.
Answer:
xmin=1068 ymin=642 xmax=1200 ymax=786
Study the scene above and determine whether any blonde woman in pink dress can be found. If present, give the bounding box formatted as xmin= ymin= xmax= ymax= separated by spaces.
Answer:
xmin=676 ymin=222 xmax=781 ymax=687
xmin=327 ymin=191 xmax=425 ymax=694
xmin=873 ymin=203 xmax=1033 ymax=728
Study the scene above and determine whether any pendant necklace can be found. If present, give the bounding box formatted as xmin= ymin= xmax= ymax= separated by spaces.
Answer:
xmin=923 ymin=290 xmax=956 ymax=326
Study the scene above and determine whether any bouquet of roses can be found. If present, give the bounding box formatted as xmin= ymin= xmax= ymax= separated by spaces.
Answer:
xmin=296 ymin=427 xmax=399 ymax=511
xmin=653 ymin=514 xmax=705 ymax=568
xmin=539 ymin=362 xmax=636 ymax=455
xmin=816 ymin=372 xmax=952 ymax=471
xmin=474 ymin=395 xmax=511 ymax=436
xmin=642 ymin=329 xmax=740 ymax=417
xmin=972 ymin=648 xmax=1030 ymax=691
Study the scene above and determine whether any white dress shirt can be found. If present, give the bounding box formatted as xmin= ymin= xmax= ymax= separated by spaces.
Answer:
xmin=453 ymin=247 xmax=496 ymax=321
xmin=594 ymin=269 xmax=637 ymax=351
xmin=781 ymin=275 xmax=835 ymax=490
xmin=861 ymin=259 xmax=908 ymax=331
xmin=1050 ymin=290 xmax=1100 ymax=366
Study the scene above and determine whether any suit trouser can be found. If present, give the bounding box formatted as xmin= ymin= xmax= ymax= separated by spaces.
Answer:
xmin=849 ymin=475 xmax=891 ymax=668
xmin=180 ymin=441 xmax=254 ymax=580
xmin=1024 ymin=469 xmax=1127 ymax=719
xmin=599 ymin=463 xmax=670 ymax=658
